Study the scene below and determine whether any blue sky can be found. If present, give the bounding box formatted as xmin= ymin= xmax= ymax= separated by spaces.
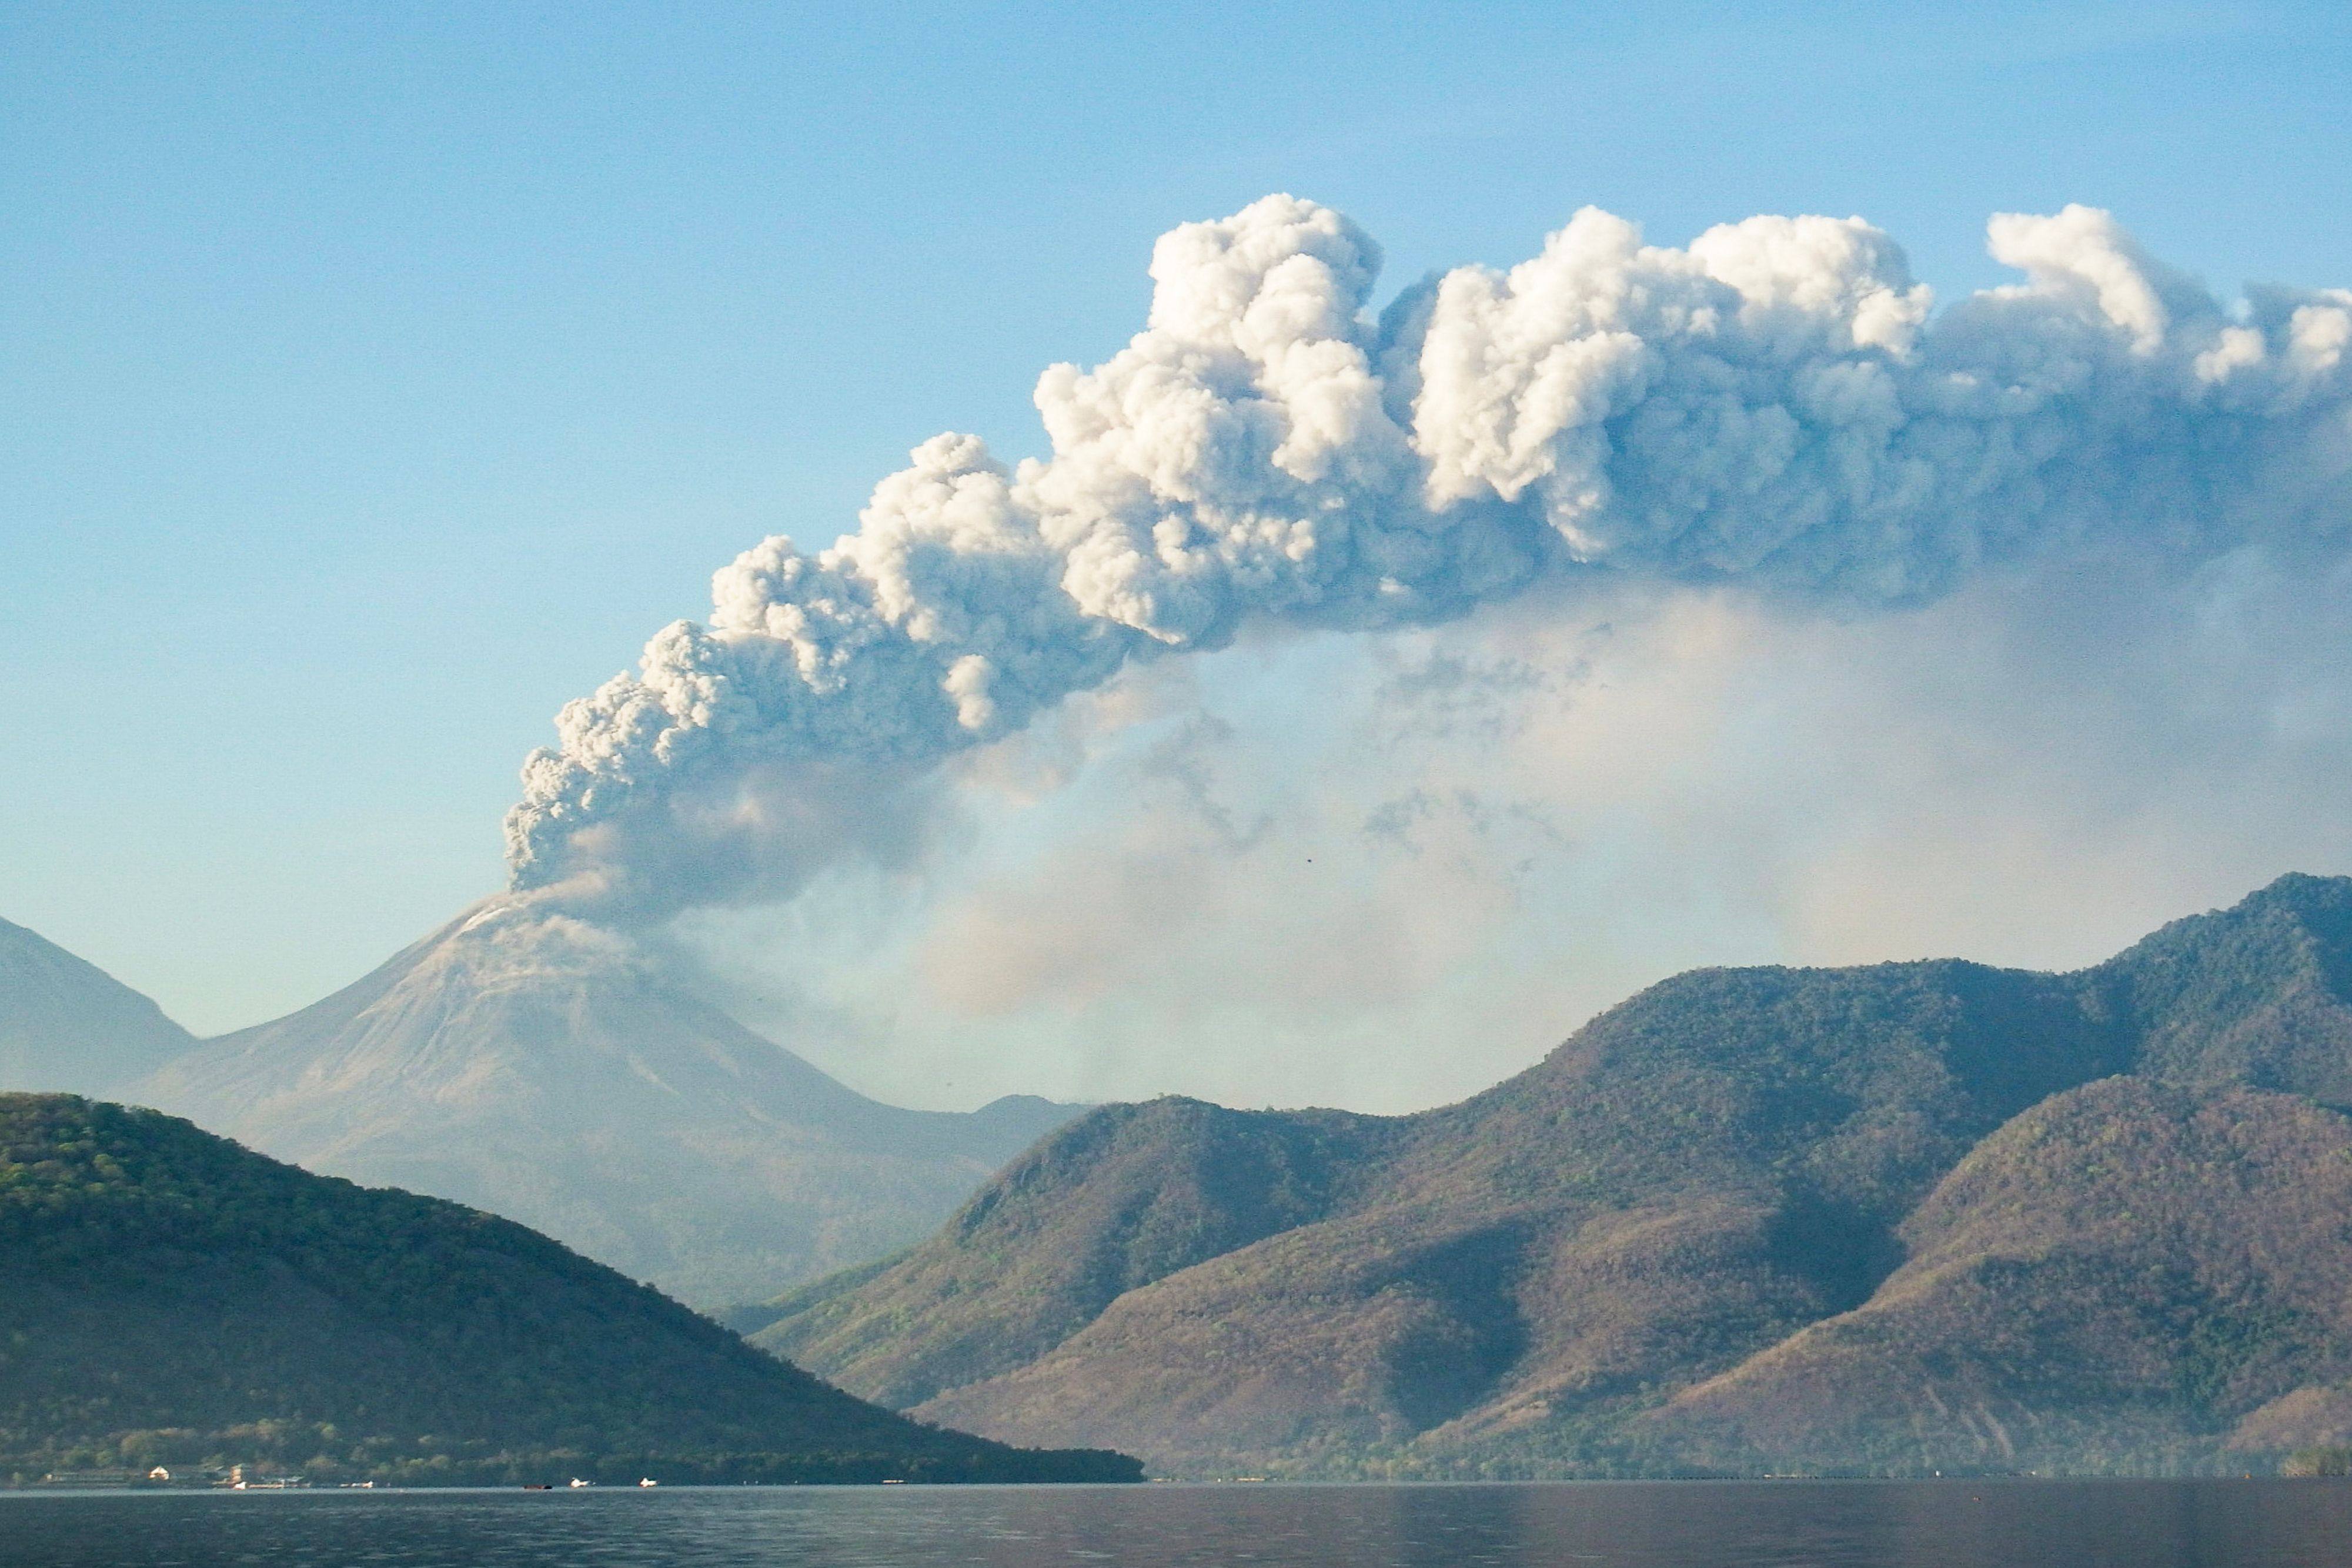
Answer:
xmin=5 ymin=1 xmax=2351 ymax=1077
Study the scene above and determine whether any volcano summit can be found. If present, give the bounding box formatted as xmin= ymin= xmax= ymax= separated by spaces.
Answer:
xmin=136 ymin=902 xmax=1075 ymax=1306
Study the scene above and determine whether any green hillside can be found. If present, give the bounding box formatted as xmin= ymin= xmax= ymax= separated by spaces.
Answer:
xmin=753 ymin=873 xmax=2352 ymax=1479
xmin=0 ymin=1094 xmax=1139 ymax=1486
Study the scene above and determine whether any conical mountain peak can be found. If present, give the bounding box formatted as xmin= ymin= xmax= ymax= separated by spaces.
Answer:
xmin=133 ymin=901 xmax=1080 ymax=1306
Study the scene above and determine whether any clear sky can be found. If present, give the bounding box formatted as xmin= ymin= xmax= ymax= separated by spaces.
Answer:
xmin=6 ymin=1 xmax=2351 ymax=1106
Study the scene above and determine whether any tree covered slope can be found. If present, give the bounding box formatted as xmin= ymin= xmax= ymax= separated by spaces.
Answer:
xmin=753 ymin=873 xmax=2352 ymax=1478
xmin=0 ymin=1094 xmax=1138 ymax=1485
xmin=1648 ymin=1078 xmax=2352 ymax=1473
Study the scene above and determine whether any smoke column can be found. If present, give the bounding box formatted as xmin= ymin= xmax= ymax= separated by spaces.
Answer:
xmin=505 ymin=196 xmax=2352 ymax=915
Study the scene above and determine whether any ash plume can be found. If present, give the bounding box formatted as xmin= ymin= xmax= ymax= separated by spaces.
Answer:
xmin=505 ymin=195 xmax=2352 ymax=916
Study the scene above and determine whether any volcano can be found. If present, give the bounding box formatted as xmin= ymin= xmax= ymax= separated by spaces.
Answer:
xmin=136 ymin=901 xmax=1076 ymax=1306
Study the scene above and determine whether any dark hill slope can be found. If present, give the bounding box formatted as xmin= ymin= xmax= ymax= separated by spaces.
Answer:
xmin=0 ymin=919 xmax=193 ymax=1095
xmin=757 ymin=874 xmax=2352 ymax=1477
xmin=0 ymin=1094 xmax=1136 ymax=1485
xmin=2091 ymin=871 xmax=2352 ymax=1105
xmin=1647 ymin=1078 xmax=2352 ymax=1474
xmin=137 ymin=902 xmax=1078 ymax=1306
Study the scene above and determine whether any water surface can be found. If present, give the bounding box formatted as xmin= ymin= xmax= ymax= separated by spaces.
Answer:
xmin=5 ymin=1479 xmax=2349 ymax=1567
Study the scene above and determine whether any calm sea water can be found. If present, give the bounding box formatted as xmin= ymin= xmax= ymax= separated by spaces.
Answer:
xmin=4 ymin=1480 xmax=2350 ymax=1568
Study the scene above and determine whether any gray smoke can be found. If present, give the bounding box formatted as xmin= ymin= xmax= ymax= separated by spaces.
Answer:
xmin=505 ymin=195 xmax=2352 ymax=914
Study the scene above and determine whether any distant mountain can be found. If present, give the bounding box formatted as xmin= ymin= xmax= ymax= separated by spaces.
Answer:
xmin=135 ymin=901 xmax=1080 ymax=1306
xmin=0 ymin=1092 xmax=1137 ymax=1485
xmin=754 ymin=873 xmax=2352 ymax=1478
xmin=0 ymin=917 xmax=194 ymax=1095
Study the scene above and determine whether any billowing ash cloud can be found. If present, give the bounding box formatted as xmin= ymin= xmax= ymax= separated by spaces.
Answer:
xmin=506 ymin=195 xmax=2352 ymax=913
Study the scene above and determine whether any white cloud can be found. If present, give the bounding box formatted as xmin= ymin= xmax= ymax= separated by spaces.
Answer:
xmin=504 ymin=196 xmax=2352 ymax=924
xmin=478 ymin=192 xmax=2352 ymax=1112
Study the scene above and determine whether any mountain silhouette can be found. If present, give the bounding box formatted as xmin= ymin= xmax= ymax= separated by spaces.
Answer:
xmin=0 ymin=916 xmax=195 ymax=1096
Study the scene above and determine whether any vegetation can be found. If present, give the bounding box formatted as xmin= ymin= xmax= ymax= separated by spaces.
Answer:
xmin=1648 ymin=1078 xmax=2352 ymax=1476
xmin=756 ymin=1097 xmax=1401 ymax=1407
xmin=0 ymin=1094 xmax=1139 ymax=1485
xmin=756 ymin=872 xmax=2352 ymax=1480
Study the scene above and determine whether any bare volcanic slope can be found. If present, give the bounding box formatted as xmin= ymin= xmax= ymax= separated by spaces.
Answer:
xmin=0 ymin=917 xmax=195 ymax=1096
xmin=135 ymin=903 xmax=1077 ymax=1307
xmin=755 ymin=873 xmax=2352 ymax=1477
xmin=0 ymin=1093 xmax=1137 ymax=1485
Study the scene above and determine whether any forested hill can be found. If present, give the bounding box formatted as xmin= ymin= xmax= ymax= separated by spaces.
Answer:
xmin=0 ymin=1094 xmax=1138 ymax=1486
xmin=753 ymin=872 xmax=2352 ymax=1479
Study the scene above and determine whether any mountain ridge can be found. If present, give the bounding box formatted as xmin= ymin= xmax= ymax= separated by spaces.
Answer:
xmin=754 ymin=872 xmax=2352 ymax=1477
